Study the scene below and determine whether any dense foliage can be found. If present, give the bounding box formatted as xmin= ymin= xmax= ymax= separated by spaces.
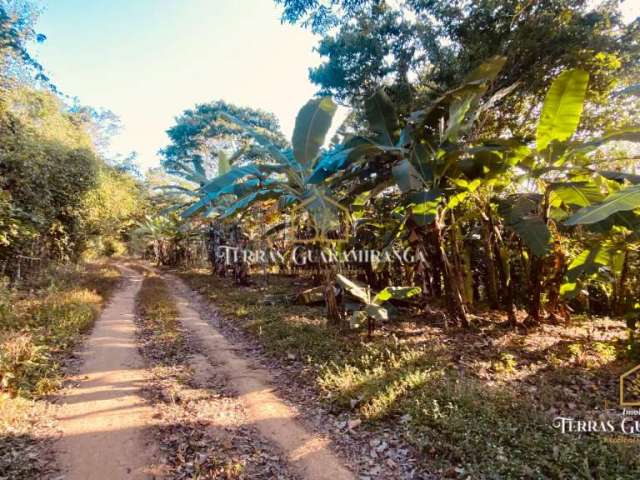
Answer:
xmin=278 ymin=0 xmax=640 ymax=138
xmin=161 ymin=57 xmax=639 ymax=337
xmin=0 ymin=2 xmax=147 ymax=278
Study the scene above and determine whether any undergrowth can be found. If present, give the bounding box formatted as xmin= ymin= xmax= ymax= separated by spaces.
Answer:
xmin=0 ymin=262 xmax=121 ymax=397
xmin=0 ymin=261 xmax=121 ymax=479
xmin=180 ymin=271 xmax=640 ymax=479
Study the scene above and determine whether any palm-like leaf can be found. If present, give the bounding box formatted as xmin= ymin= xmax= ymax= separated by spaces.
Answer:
xmin=565 ymin=184 xmax=640 ymax=225
xmin=535 ymin=69 xmax=589 ymax=152
xmin=292 ymin=97 xmax=337 ymax=168
xmin=364 ymin=89 xmax=399 ymax=146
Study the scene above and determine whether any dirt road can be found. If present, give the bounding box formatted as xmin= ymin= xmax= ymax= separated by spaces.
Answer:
xmin=53 ymin=266 xmax=354 ymax=480
xmin=168 ymin=274 xmax=355 ymax=480
xmin=55 ymin=267 xmax=156 ymax=479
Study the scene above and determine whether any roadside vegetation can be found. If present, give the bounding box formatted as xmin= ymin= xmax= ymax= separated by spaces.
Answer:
xmin=0 ymin=261 xmax=121 ymax=478
xmin=180 ymin=271 xmax=640 ymax=478
xmin=0 ymin=262 xmax=121 ymax=397
xmin=1 ymin=5 xmax=146 ymax=477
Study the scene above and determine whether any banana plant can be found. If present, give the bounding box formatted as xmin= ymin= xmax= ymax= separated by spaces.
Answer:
xmin=565 ymin=183 xmax=640 ymax=226
xmin=132 ymin=214 xmax=191 ymax=265
xmin=167 ymin=97 xmax=357 ymax=316
xmin=209 ymin=97 xmax=362 ymax=247
xmin=482 ymin=68 xmax=640 ymax=323
xmin=390 ymin=56 xmax=512 ymax=327
xmin=302 ymin=56 xmax=512 ymax=327
xmin=336 ymin=274 xmax=421 ymax=336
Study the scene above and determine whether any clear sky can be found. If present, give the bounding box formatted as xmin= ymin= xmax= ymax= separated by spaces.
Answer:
xmin=31 ymin=0 xmax=335 ymax=169
xmin=30 ymin=1 xmax=639 ymax=170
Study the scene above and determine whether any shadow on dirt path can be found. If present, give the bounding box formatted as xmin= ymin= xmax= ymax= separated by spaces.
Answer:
xmin=166 ymin=273 xmax=355 ymax=480
xmin=54 ymin=265 xmax=157 ymax=480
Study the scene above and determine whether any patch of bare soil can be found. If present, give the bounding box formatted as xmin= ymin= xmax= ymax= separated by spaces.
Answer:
xmin=166 ymin=274 xmax=357 ymax=480
xmin=136 ymin=312 xmax=301 ymax=479
xmin=54 ymin=267 xmax=157 ymax=480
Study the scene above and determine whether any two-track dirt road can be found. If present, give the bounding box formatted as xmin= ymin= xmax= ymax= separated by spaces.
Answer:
xmin=54 ymin=266 xmax=355 ymax=480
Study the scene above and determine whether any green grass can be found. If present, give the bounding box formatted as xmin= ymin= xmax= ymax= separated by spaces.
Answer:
xmin=180 ymin=271 xmax=640 ymax=479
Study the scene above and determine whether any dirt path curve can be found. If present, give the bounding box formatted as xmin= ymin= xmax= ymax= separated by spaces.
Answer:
xmin=167 ymin=274 xmax=356 ymax=480
xmin=55 ymin=266 xmax=156 ymax=480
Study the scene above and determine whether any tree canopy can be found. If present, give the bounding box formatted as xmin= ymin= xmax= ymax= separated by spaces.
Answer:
xmin=277 ymin=0 xmax=640 ymax=136
xmin=161 ymin=100 xmax=288 ymax=183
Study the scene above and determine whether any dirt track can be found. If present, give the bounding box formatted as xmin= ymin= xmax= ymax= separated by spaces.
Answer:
xmin=168 ymin=274 xmax=355 ymax=480
xmin=54 ymin=266 xmax=354 ymax=480
xmin=55 ymin=266 xmax=156 ymax=479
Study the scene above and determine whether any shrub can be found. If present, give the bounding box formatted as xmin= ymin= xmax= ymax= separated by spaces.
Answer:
xmin=0 ymin=332 xmax=50 ymax=396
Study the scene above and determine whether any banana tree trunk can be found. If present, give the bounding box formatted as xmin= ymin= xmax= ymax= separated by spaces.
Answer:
xmin=546 ymin=244 xmax=567 ymax=323
xmin=153 ymin=240 xmax=161 ymax=265
xmin=434 ymin=212 xmax=469 ymax=327
xmin=492 ymin=237 xmax=517 ymax=326
xmin=462 ymin=246 xmax=474 ymax=306
xmin=527 ymin=190 xmax=550 ymax=325
xmin=614 ymin=249 xmax=630 ymax=315
xmin=324 ymin=268 xmax=342 ymax=326
xmin=230 ymin=224 xmax=250 ymax=286
xmin=528 ymin=257 xmax=544 ymax=324
xmin=481 ymin=214 xmax=500 ymax=309
xmin=450 ymin=217 xmax=473 ymax=306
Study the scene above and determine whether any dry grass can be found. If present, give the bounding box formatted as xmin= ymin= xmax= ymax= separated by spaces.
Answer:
xmin=1 ymin=262 xmax=120 ymax=397
xmin=0 ymin=261 xmax=122 ymax=479
xmin=135 ymin=273 xmax=185 ymax=363
xmin=179 ymin=270 xmax=640 ymax=479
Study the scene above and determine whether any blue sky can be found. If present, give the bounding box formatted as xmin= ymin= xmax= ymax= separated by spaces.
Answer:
xmin=31 ymin=1 xmax=639 ymax=170
xmin=31 ymin=0 xmax=336 ymax=169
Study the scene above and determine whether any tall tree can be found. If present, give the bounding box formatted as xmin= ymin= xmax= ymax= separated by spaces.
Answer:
xmin=1 ymin=0 xmax=48 ymax=84
xmin=277 ymin=0 xmax=639 ymax=135
xmin=160 ymin=100 xmax=288 ymax=183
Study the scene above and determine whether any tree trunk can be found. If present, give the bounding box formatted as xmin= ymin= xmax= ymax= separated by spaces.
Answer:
xmin=614 ymin=249 xmax=630 ymax=315
xmin=481 ymin=214 xmax=500 ymax=309
xmin=493 ymin=240 xmax=517 ymax=326
xmin=231 ymin=224 xmax=250 ymax=286
xmin=324 ymin=268 xmax=342 ymax=327
xmin=428 ymin=232 xmax=444 ymax=298
xmin=528 ymin=256 xmax=544 ymax=324
xmin=462 ymin=247 xmax=474 ymax=307
xmin=526 ymin=189 xmax=550 ymax=325
xmin=546 ymin=244 xmax=567 ymax=323
xmin=450 ymin=218 xmax=473 ymax=306
xmin=487 ymin=212 xmax=518 ymax=325
xmin=434 ymin=213 xmax=469 ymax=327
